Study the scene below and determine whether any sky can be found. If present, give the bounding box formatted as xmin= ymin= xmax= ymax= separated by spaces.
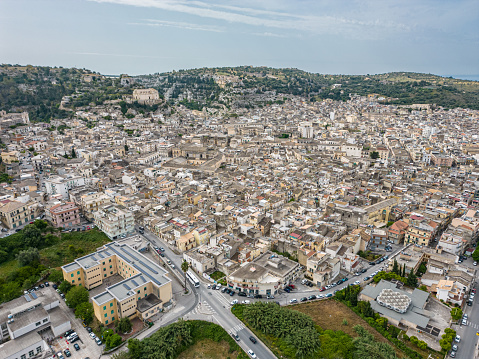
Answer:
xmin=1 ymin=0 xmax=478 ymax=79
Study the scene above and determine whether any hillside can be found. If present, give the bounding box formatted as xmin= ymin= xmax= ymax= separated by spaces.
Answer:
xmin=1 ymin=64 xmax=478 ymax=122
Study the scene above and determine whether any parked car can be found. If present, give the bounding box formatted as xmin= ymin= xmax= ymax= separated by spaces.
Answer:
xmin=238 ymin=292 xmax=247 ymax=297
xmin=95 ymin=337 xmax=102 ymax=345
xmin=289 ymin=298 xmax=298 ymax=304
xmin=242 ymin=300 xmax=251 ymax=304
xmin=64 ymin=349 xmax=71 ymax=357
xmin=89 ymin=333 xmax=97 ymax=340
xmin=300 ymin=297 xmax=308 ymax=302
xmin=308 ymin=295 xmax=316 ymax=300
xmin=249 ymin=336 xmax=257 ymax=344
xmin=452 ymin=344 xmax=458 ymax=351
xmin=231 ymin=299 xmax=238 ymax=305
xmin=455 ymin=335 xmax=461 ymax=342
xmin=462 ymin=318 xmax=467 ymax=325
xmin=74 ymin=343 xmax=80 ymax=351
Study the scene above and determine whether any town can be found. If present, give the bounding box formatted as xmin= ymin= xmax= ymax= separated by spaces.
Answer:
xmin=0 ymin=66 xmax=479 ymax=359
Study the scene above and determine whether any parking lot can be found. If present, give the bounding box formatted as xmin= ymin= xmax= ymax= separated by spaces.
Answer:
xmin=37 ymin=285 xmax=104 ymax=359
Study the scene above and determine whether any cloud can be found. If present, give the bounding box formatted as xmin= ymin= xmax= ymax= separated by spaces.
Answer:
xmin=130 ymin=19 xmax=225 ymax=32
xmin=88 ymin=0 xmax=412 ymax=38
xmin=251 ymin=32 xmax=288 ymax=38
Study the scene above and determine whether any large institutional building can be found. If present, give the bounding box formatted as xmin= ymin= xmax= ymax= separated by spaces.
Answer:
xmin=62 ymin=241 xmax=172 ymax=325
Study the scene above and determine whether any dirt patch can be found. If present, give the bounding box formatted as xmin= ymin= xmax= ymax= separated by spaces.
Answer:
xmin=290 ymin=300 xmax=404 ymax=357
xmin=177 ymin=339 xmax=240 ymax=359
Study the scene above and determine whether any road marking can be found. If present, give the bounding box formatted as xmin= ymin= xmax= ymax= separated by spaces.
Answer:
xmin=212 ymin=291 xmax=232 ymax=307
xmin=231 ymin=323 xmax=245 ymax=333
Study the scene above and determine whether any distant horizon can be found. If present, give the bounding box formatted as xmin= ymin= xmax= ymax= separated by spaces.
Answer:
xmin=2 ymin=62 xmax=479 ymax=83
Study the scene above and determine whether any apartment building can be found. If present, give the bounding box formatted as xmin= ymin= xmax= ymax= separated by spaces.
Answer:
xmin=61 ymin=241 xmax=172 ymax=325
xmin=93 ymin=204 xmax=134 ymax=239
xmin=44 ymin=175 xmax=86 ymax=199
xmin=0 ymin=200 xmax=34 ymax=229
xmin=228 ymin=251 xmax=300 ymax=296
xmin=46 ymin=202 xmax=80 ymax=228
xmin=80 ymin=191 xmax=111 ymax=220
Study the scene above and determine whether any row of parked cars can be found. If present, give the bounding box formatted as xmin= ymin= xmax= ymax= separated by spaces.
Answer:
xmin=24 ymin=281 xmax=50 ymax=294
xmin=319 ymin=277 xmax=349 ymax=291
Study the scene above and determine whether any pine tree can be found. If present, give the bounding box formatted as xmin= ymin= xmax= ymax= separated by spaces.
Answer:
xmin=407 ymin=269 xmax=418 ymax=287
xmin=71 ymin=147 xmax=76 ymax=158
xmin=392 ymin=259 xmax=399 ymax=275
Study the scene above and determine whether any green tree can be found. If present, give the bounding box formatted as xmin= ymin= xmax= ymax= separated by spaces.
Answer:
xmin=406 ymin=269 xmax=418 ymax=287
xmin=353 ymin=325 xmax=397 ymax=359
xmin=370 ymin=151 xmax=380 ymax=159
xmin=71 ymin=147 xmax=76 ymax=158
xmin=22 ymin=224 xmax=42 ymax=247
xmin=106 ymin=333 xmax=123 ymax=349
xmin=128 ymin=338 xmax=143 ymax=359
xmin=450 ymin=307 xmax=463 ymax=321
xmin=181 ymin=260 xmax=189 ymax=291
xmin=16 ymin=247 xmax=40 ymax=266
xmin=48 ymin=269 xmax=64 ymax=283
xmin=124 ymin=144 xmax=128 ymax=152
xmin=439 ymin=338 xmax=452 ymax=352
xmin=392 ymin=259 xmax=399 ymax=275
xmin=59 ymin=280 xmax=73 ymax=294
xmin=75 ymin=302 xmax=94 ymax=324
xmin=116 ymin=317 xmax=132 ymax=334
xmin=65 ymin=285 xmax=89 ymax=308
xmin=472 ymin=248 xmax=479 ymax=262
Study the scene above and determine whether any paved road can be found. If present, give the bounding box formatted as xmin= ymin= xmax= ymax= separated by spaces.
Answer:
xmin=454 ymin=278 xmax=479 ymax=359
xmin=139 ymin=227 xmax=276 ymax=359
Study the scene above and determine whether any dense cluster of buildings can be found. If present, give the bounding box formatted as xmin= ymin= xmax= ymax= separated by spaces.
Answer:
xmin=1 ymin=88 xmax=479 ymax=345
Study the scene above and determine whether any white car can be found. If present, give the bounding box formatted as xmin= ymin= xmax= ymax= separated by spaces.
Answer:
xmin=290 ymin=298 xmax=298 ymax=304
xmin=474 ymin=262 xmax=477 ymax=266
xmin=248 ymin=349 xmax=257 ymax=358
xmin=89 ymin=333 xmax=97 ymax=340
xmin=455 ymin=335 xmax=461 ymax=342
xmin=317 ymin=294 xmax=324 ymax=299
xmin=242 ymin=300 xmax=251 ymax=304
xmin=354 ymin=281 xmax=360 ymax=285
xmin=231 ymin=299 xmax=238 ymax=305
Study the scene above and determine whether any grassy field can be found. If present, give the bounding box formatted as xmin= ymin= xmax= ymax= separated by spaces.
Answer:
xmin=40 ymin=228 xmax=110 ymax=268
xmin=177 ymin=338 xmax=242 ymax=359
xmin=210 ymin=271 xmax=226 ymax=281
xmin=291 ymin=300 xmax=405 ymax=357
xmin=0 ymin=259 xmax=20 ymax=279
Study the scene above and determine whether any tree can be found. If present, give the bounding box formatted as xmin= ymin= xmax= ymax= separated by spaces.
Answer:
xmin=128 ymin=338 xmax=143 ymax=359
xmin=16 ymin=247 xmax=40 ymax=266
xmin=370 ymin=151 xmax=380 ymax=159
xmin=439 ymin=338 xmax=452 ymax=352
xmin=472 ymin=248 xmax=479 ymax=262
xmin=392 ymin=259 xmax=399 ymax=275
xmin=106 ymin=333 xmax=123 ymax=350
xmin=75 ymin=302 xmax=94 ymax=324
xmin=450 ymin=307 xmax=463 ymax=321
xmin=124 ymin=144 xmax=129 ymax=152
xmin=116 ymin=317 xmax=132 ymax=334
xmin=22 ymin=224 xmax=42 ymax=247
xmin=181 ymin=260 xmax=189 ymax=291
xmin=65 ymin=285 xmax=89 ymax=309
xmin=406 ymin=269 xmax=418 ymax=287
xmin=59 ymin=280 xmax=73 ymax=294
xmin=71 ymin=147 xmax=76 ymax=158
xmin=48 ymin=268 xmax=64 ymax=283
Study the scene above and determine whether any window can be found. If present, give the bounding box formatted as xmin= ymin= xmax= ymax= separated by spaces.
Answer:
xmin=111 ymin=310 xmax=114 ymax=314
xmin=43 ymin=318 xmax=48 ymax=323
xmin=109 ymin=259 xmax=112 ymax=263
xmin=110 ymin=271 xmax=113 ymax=274
xmin=77 ymin=270 xmax=80 ymax=275
xmin=72 ymin=280 xmax=75 ymax=283
xmin=105 ymin=320 xmax=108 ymax=324
xmin=104 ymin=313 xmax=107 ymax=317
xmin=104 ymin=268 xmax=106 ymax=271
xmin=29 ymin=350 xmax=34 ymax=357
xmin=144 ymin=287 xmax=147 ymax=291
xmin=104 ymin=274 xmax=107 ymax=277
xmin=110 ymin=303 xmax=113 ymax=307
xmin=103 ymin=306 xmax=106 ymax=310
xmin=145 ymin=294 xmax=147 ymax=297
xmin=110 ymin=265 xmax=112 ymax=268
xmin=78 ymin=278 xmax=81 ymax=282
xmin=71 ymin=273 xmax=74 ymax=277
xmin=21 ymin=355 xmax=26 ymax=359
xmin=112 ymin=317 xmax=115 ymax=321
xmin=103 ymin=261 xmax=105 ymax=265
xmin=137 ymin=290 xmax=140 ymax=294
xmin=36 ymin=346 xmax=42 ymax=353
xmin=35 ymin=321 xmax=41 ymax=326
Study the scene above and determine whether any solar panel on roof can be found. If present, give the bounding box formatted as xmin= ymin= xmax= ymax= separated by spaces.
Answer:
xmin=123 ymin=284 xmax=131 ymax=290
xmin=24 ymin=294 xmax=31 ymax=302
xmin=131 ymin=279 xmax=138 ymax=287
xmin=31 ymin=292 xmax=38 ymax=299
xmin=98 ymin=252 xmax=105 ymax=258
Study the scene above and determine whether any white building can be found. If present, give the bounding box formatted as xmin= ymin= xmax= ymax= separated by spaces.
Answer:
xmin=93 ymin=204 xmax=135 ymax=239
xmin=44 ymin=175 xmax=86 ymax=199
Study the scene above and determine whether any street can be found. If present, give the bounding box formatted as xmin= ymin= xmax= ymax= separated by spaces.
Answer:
xmin=139 ymin=227 xmax=277 ymax=359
